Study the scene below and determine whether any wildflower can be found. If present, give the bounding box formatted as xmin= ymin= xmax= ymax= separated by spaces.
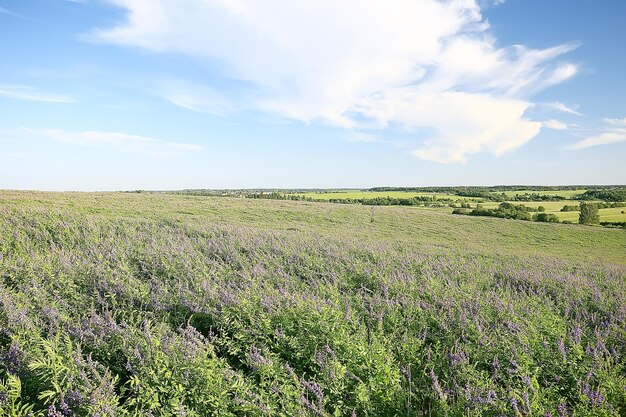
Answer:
xmin=429 ymin=369 xmax=446 ymax=401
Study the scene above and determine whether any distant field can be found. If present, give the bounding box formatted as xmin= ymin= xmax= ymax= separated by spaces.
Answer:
xmin=479 ymin=201 xmax=626 ymax=222
xmin=1 ymin=191 xmax=624 ymax=263
xmin=294 ymin=190 xmax=477 ymax=201
xmin=491 ymin=189 xmax=587 ymax=198
xmin=480 ymin=201 xmax=571 ymax=211
xmin=292 ymin=190 xmax=626 ymax=223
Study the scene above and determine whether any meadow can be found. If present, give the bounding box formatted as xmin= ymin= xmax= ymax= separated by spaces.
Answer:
xmin=489 ymin=190 xmax=587 ymax=199
xmin=293 ymin=191 xmax=478 ymax=202
xmin=477 ymin=202 xmax=626 ymax=223
xmin=1 ymin=191 xmax=625 ymax=416
xmin=292 ymin=189 xmax=626 ymax=223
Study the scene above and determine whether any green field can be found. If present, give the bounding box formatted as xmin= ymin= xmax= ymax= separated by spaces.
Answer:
xmin=294 ymin=190 xmax=477 ymax=201
xmin=296 ymin=189 xmax=589 ymax=201
xmin=1 ymin=191 xmax=625 ymax=416
xmin=491 ymin=189 xmax=587 ymax=198
xmin=292 ymin=190 xmax=626 ymax=223
xmin=0 ymin=190 xmax=623 ymax=264
xmin=479 ymin=201 xmax=626 ymax=222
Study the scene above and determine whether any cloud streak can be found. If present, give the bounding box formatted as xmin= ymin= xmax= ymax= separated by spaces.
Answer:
xmin=542 ymin=101 xmax=583 ymax=116
xmin=0 ymin=5 xmax=21 ymax=17
xmin=28 ymin=129 xmax=204 ymax=159
xmin=163 ymin=81 xmax=236 ymax=116
xmin=566 ymin=130 xmax=626 ymax=150
xmin=93 ymin=0 xmax=579 ymax=163
xmin=566 ymin=116 xmax=626 ymax=150
xmin=543 ymin=119 xmax=569 ymax=130
xmin=0 ymin=85 xmax=76 ymax=103
xmin=604 ymin=117 xmax=626 ymax=127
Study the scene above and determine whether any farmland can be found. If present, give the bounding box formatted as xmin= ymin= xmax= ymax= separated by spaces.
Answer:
xmin=490 ymin=190 xmax=588 ymax=199
xmin=1 ymin=191 xmax=625 ymax=416
xmin=287 ymin=188 xmax=626 ymax=223
xmin=294 ymin=190 xmax=478 ymax=202
xmin=477 ymin=202 xmax=626 ymax=223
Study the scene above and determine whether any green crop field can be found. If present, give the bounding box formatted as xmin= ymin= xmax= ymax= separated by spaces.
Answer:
xmin=478 ymin=201 xmax=626 ymax=222
xmin=1 ymin=191 xmax=625 ymax=416
xmin=479 ymin=201 xmax=571 ymax=211
xmin=293 ymin=190 xmax=476 ymax=201
xmin=490 ymin=189 xmax=587 ymax=198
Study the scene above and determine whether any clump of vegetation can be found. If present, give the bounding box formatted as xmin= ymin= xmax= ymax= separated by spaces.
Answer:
xmin=454 ymin=202 xmax=536 ymax=221
xmin=579 ymin=188 xmax=626 ymax=202
xmin=532 ymin=212 xmax=560 ymax=222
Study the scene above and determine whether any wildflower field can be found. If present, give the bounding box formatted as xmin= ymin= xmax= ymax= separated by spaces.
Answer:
xmin=0 ymin=191 xmax=625 ymax=416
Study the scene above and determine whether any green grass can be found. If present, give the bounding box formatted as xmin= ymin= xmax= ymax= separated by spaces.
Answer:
xmin=293 ymin=190 xmax=475 ymax=201
xmin=1 ymin=191 xmax=624 ymax=264
xmin=297 ymin=189 xmax=589 ymax=200
xmin=1 ymin=191 xmax=625 ymax=416
xmin=478 ymin=201 xmax=626 ymax=222
xmin=596 ymin=207 xmax=626 ymax=222
xmin=480 ymin=201 xmax=569 ymax=211
xmin=491 ymin=189 xmax=587 ymax=198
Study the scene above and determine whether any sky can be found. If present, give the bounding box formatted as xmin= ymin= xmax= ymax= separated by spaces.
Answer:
xmin=0 ymin=0 xmax=625 ymax=190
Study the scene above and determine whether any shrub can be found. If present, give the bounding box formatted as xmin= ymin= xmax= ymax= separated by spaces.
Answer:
xmin=533 ymin=213 xmax=560 ymax=223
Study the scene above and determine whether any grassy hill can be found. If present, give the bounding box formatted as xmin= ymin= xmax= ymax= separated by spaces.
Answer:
xmin=1 ymin=191 xmax=624 ymax=264
xmin=0 ymin=191 xmax=625 ymax=416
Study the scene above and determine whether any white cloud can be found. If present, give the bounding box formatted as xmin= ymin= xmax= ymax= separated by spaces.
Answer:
xmin=565 ymin=116 xmax=626 ymax=150
xmin=93 ymin=0 xmax=578 ymax=163
xmin=541 ymin=101 xmax=583 ymax=116
xmin=543 ymin=119 xmax=569 ymax=130
xmin=27 ymin=128 xmax=204 ymax=159
xmin=163 ymin=81 xmax=236 ymax=116
xmin=604 ymin=117 xmax=626 ymax=127
xmin=345 ymin=132 xmax=380 ymax=143
xmin=0 ymin=85 xmax=76 ymax=103
xmin=566 ymin=130 xmax=626 ymax=150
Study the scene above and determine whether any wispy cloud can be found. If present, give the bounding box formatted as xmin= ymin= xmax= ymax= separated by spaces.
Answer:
xmin=0 ymin=85 xmax=76 ymax=103
xmin=543 ymin=119 xmax=569 ymax=130
xmin=0 ymin=5 xmax=20 ymax=17
xmin=27 ymin=128 xmax=205 ymax=159
xmin=565 ymin=115 xmax=626 ymax=150
xmin=565 ymin=130 xmax=626 ymax=150
xmin=163 ymin=81 xmax=236 ymax=116
xmin=541 ymin=101 xmax=583 ymax=116
xmin=604 ymin=117 xmax=626 ymax=127
xmin=93 ymin=0 xmax=579 ymax=163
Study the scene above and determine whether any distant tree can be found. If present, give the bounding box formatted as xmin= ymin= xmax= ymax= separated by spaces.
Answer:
xmin=537 ymin=206 xmax=546 ymax=212
xmin=579 ymin=202 xmax=600 ymax=225
xmin=533 ymin=213 xmax=559 ymax=223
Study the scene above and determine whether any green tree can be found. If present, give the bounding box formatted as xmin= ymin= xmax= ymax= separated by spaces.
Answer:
xmin=533 ymin=213 xmax=559 ymax=223
xmin=579 ymin=202 xmax=600 ymax=225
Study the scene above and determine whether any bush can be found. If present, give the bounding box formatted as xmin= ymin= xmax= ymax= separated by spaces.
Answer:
xmin=533 ymin=213 xmax=559 ymax=223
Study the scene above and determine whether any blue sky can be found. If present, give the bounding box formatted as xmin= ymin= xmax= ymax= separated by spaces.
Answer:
xmin=1 ymin=0 xmax=625 ymax=190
